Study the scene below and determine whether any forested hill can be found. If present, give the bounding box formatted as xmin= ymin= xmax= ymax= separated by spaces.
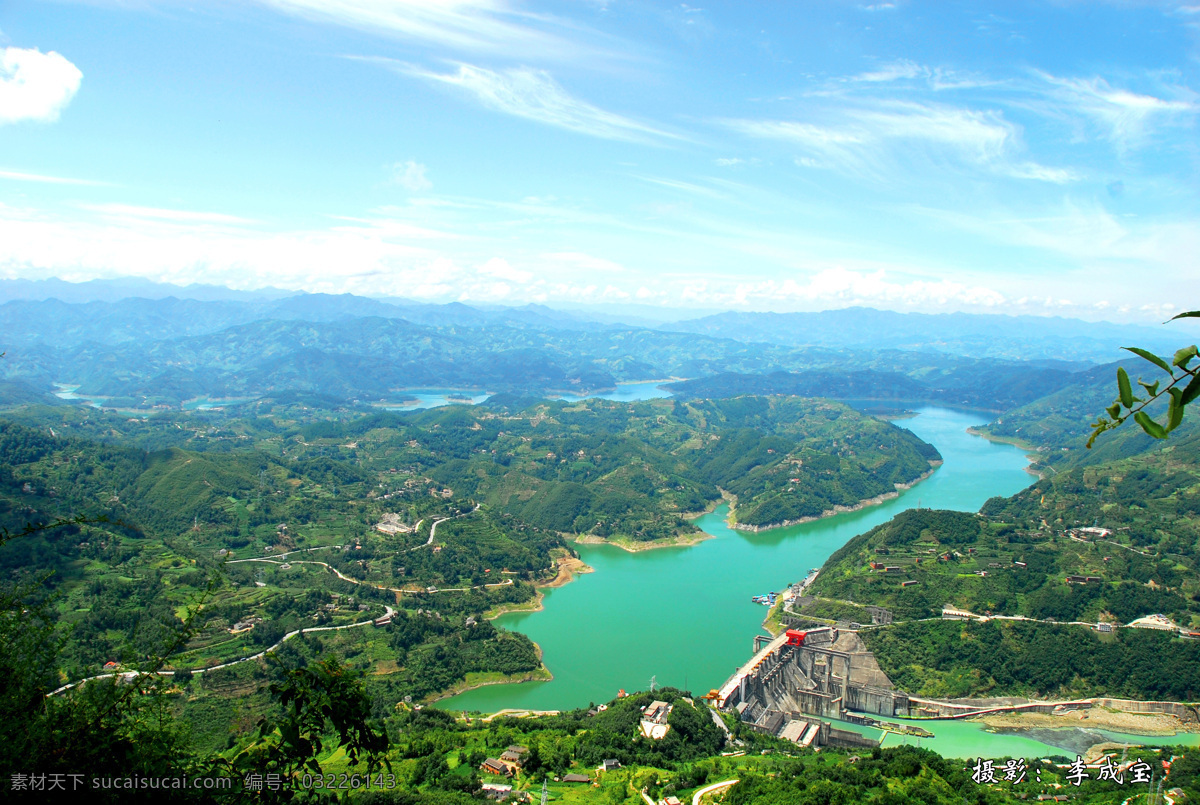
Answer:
xmin=0 ymin=393 xmax=935 ymax=689
xmin=801 ymin=439 xmax=1200 ymax=700
xmin=662 ymin=360 xmax=1081 ymax=412
xmin=809 ymin=427 xmax=1200 ymax=625
xmin=0 ymin=292 xmax=1118 ymax=410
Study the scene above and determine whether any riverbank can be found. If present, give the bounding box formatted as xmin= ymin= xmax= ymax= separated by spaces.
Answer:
xmin=974 ymin=708 xmax=1200 ymax=736
xmin=484 ymin=554 xmax=594 ymax=619
xmin=729 ymin=464 xmax=941 ymax=533
xmin=543 ymin=554 xmax=594 ymax=587
xmin=428 ymin=666 xmax=554 ymax=705
xmin=966 ymin=427 xmax=1045 ymax=477
xmin=573 ymin=530 xmax=715 ymax=553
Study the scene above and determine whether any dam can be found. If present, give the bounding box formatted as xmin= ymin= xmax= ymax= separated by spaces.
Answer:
xmin=714 ymin=626 xmax=915 ymax=750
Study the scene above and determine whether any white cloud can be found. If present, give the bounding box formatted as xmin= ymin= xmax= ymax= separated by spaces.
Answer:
xmin=714 ymin=157 xmax=744 ymax=166
xmin=479 ymin=256 xmax=533 ymax=283
xmin=80 ymin=203 xmax=257 ymax=225
xmin=726 ymin=101 xmax=1081 ymax=183
xmin=390 ymin=160 xmax=432 ymax=192
xmin=1037 ymin=72 xmax=1197 ymax=151
xmin=1005 ymin=162 xmax=1079 ymax=183
xmin=542 ymin=251 xmax=626 ymax=275
xmin=259 ymin=0 xmax=590 ymax=60
xmin=850 ymin=102 xmax=1012 ymax=161
xmin=854 ymin=59 xmax=926 ymax=83
xmin=399 ymin=62 xmax=680 ymax=144
xmin=724 ymin=120 xmax=866 ymax=171
xmin=0 ymin=168 xmax=107 ymax=186
xmin=631 ymin=174 xmax=724 ymax=198
xmin=730 ymin=268 xmax=1007 ymax=310
xmin=0 ymin=47 xmax=82 ymax=125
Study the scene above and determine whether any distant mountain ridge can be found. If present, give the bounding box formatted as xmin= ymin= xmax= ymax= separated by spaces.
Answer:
xmin=3 ymin=276 xmax=1193 ymax=364
xmin=662 ymin=307 xmax=1190 ymax=364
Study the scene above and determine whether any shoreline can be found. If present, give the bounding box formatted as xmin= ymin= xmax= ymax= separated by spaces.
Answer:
xmin=972 ymin=709 xmax=1200 ymax=737
xmin=571 ymin=491 xmax=734 ymax=553
xmin=427 ymin=666 xmax=554 ymax=704
xmin=615 ymin=378 xmax=685 ymax=385
xmin=572 ymin=530 xmax=715 ymax=553
xmin=542 ymin=554 xmax=594 ymax=588
xmin=484 ymin=554 xmax=594 ymax=619
xmin=728 ymin=463 xmax=942 ymax=533
xmin=965 ymin=427 xmax=1046 ymax=478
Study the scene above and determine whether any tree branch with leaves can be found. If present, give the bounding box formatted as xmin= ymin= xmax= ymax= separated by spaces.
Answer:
xmin=1088 ymin=310 xmax=1200 ymax=447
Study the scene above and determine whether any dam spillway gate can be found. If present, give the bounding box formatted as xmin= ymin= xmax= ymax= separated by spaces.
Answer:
xmin=715 ymin=627 xmax=909 ymax=749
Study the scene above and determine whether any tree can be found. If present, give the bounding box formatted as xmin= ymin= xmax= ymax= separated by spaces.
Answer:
xmin=1 ymin=518 xmax=217 ymax=802
xmin=1089 ymin=310 xmax=1200 ymax=446
xmin=232 ymin=654 xmax=390 ymax=799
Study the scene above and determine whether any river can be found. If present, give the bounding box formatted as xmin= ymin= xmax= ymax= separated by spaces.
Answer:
xmin=440 ymin=406 xmax=1199 ymax=758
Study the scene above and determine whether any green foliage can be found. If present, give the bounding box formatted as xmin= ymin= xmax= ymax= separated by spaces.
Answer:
xmin=1089 ymin=310 xmax=1200 ymax=446
xmin=865 ymin=619 xmax=1200 ymax=700
xmin=233 ymin=655 xmax=390 ymax=791
xmin=723 ymin=746 xmax=981 ymax=805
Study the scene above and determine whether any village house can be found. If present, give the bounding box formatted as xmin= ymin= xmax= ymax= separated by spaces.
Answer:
xmin=480 ymin=758 xmax=511 ymax=777
xmin=499 ymin=749 xmax=525 ymax=771
xmin=639 ymin=700 xmax=673 ymax=740
xmin=481 ymin=782 xmax=513 ymax=800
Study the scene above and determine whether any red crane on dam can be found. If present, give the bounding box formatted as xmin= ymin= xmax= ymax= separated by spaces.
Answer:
xmin=785 ymin=629 xmax=807 ymax=646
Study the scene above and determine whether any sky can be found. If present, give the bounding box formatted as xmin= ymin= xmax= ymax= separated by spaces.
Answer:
xmin=1 ymin=1 xmax=1198 ymax=321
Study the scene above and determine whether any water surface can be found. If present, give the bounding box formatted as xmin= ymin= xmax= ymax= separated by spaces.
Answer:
xmin=445 ymin=408 xmax=1033 ymax=713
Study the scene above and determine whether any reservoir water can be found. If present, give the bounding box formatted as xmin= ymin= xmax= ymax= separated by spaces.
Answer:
xmin=442 ymin=407 xmax=1200 ymax=757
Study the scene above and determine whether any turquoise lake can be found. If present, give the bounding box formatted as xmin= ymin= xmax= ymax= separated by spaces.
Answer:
xmin=442 ymin=406 xmax=1200 ymax=758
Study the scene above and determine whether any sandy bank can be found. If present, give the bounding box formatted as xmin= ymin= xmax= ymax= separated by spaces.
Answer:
xmin=542 ymin=555 xmax=594 ymax=588
xmin=573 ymin=530 xmax=715 ymax=553
xmin=428 ymin=666 xmax=554 ymax=704
xmin=974 ymin=708 xmax=1200 ymax=736
xmin=484 ymin=554 xmax=594 ymax=619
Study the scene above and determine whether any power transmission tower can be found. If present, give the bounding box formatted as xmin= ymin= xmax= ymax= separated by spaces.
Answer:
xmin=540 ymin=780 xmax=548 ymax=805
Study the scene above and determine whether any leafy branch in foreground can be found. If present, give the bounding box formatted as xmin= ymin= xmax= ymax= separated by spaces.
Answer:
xmin=1088 ymin=310 xmax=1200 ymax=447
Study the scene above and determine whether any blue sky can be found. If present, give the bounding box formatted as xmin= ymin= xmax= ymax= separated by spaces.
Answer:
xmin=1 ymin=1 xmax=1198 ymax=320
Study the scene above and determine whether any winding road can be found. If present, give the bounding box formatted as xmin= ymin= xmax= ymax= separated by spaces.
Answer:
xmin=48 ymin=604 xmax=395 ymax=697
xmin=692 ymin=779 xmax=738 ymax=805
xmin=52 ymin=505 xmax=502 ymax=698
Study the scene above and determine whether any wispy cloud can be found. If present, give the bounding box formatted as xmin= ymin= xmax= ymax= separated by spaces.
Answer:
xmin=846 ymin=60 xmax=993 ymax=91
xmin=0 ymin=168 xmax=108 ymax=186
xmin=725 ymin=97 xmax=1092 ymax=185
xmin=80 ymin=203 xmax=257 ymax=225
xmin=630 ymin=174 xmax=724 ymax=198
xmin=389 ymin=160 xmax=432 ymax=192
xmin=724 ymin=101 xmax=1055 ymax=181
xmin=396 ymin=61 xmax=681 ymax=144
xmin=1005 ymin=162 xmax=1079 ymax=184
xmin=0 ymin=47 xmax=82 ymax=125
xmin=258 ymin=0 xmax=610 ymax=62
xmin=1035 ymin=72 xmax=1197 ymax=151
xmin=854 ymin=59 xmax=926 ymax=83
xmin=852 ymin=102 xmax=1012 ymax=160
xmin=729 ymin=267 xmax=1007 ymax=310
xmin=724 ymin=119 xmax=865 ymax=172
